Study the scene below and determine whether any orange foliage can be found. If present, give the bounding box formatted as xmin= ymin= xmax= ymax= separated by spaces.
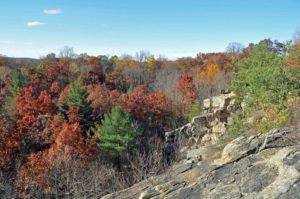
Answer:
xmin=116 ymin=59 xmax=139 ymax=69
xmin=40 ymin=59 xmax=69 ymax=86
xmin=17 ymin=151 xmax=51 ymax=197
xmin=178 ymin=74 xmax=197 ymax=105
xmin=16 ymin=121 xmax=97 ymax=197
xmin=88 ymin=84 xmax=171 ymax=126
xmin=87 ymin=84 xmax=122 ymax=121
xmin=16 ymin=86 xmax=55 ymax=135
xmin=146 ymin=90 xmax=171 ymax=125
xmin=176 ymin=57 xmax=198 ymax=70
xmin=0 ymin=116 xmax=22 ymax=171
xmin=105 ymin=68 xmax=123 ymax=82
xmin=57 ymin=85 xmax=71 ymax=105
xmin=122 ymin=85 xmax=148 ymax=122
xmin=1 ymin=86 xmax=56 ymax=171
xmin=66 ymin=106 xmax=82 ymax=124
xmin=49 ymin=80 xmax=62 ymax=97
xmin=200 ymin=63 xmax=221 ymax=84
xmin=121 ymin=85 xmax=171 ymax=125
xmin=49 ymin=122 xmax=97 ymax=161
xmin=287 ymin=41 xmax=300 ymax=68
xmin=204 ymin=53 xmax=234 ymax=72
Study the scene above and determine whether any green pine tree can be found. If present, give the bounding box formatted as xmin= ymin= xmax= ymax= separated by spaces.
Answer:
xmin=62 ymin=80 xmax=92 ymax=130
xmin=3 ymin=69 xmax=27 ymax=119
xmin=230 ymin=43 xmax=300 ymax=133
xmin=93 ymin=107 xmax=141 ymax=157
xmin=10 ymin=69 xmax=27 ymax=97
xmin=231 ymin=43 xmax=294 ymax=107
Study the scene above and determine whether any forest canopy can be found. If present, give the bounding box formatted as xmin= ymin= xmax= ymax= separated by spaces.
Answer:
xmin=1 ymin=38 xmax=300 ymax=198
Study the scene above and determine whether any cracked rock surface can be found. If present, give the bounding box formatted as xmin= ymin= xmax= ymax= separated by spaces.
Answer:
xmin=102 ymin=127 xmax=300 ymax=199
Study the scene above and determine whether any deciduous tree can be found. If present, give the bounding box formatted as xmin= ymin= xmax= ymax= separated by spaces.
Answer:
xmin=178 ymin=74 xmax=197 ymax=106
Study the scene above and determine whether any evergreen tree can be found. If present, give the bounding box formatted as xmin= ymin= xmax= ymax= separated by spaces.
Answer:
xmin=93 ymin=107 xmax=140 ymax=157
xmin=62 ymin=80 xmax=92 ymax=130
xmin=66 ymin=81 xmax=90 ymax=111
xmin=231 ymin=43 xmax=294 ymax=107
xmin=3 ymin=69 xmax=27 ymax=118
xmin=10 ymin=69 xmax=27 ymax=97
xmin=230 ymin=43 xmax=300 ymax=133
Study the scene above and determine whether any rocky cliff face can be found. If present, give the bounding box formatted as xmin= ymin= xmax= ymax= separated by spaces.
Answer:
xmin=101 ymin=93 xmax=300 ymax=199
xmin=165 ymin=91 xmax=239 ymax=150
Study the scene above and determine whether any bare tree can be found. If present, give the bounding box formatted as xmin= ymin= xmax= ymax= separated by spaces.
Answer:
xmin=0 ymin=172 xmax=17 ymax=199
xmin=198 ymin=71 xmax=230 ymax=99
xmin=127 ymin=136 xmax=168 ymax=183
xmin=135 ymin=50 xmax=151 ymax=62
xmin=153 ymin=62 xmax=182 ymax=102
xmin=226 ymin=42 xmax=245 ymax=54
xmin=59 ymin=46 xmax=76 ymax=59
xmin=124 ymin=66 xmax=147 ymax=88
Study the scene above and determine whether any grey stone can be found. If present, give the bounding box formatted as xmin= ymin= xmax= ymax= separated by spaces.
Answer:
xmin=165 ymin=92 xmax=239 ymax=150
xmin=101 ymin=92 xmax=300 ymax=199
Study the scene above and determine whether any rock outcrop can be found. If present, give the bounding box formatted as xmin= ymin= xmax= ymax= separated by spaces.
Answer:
xmin=165 ymin=91 xmax=239 ymax=150
xmin=101 ymin=92 xmax=300 ymax=199
xmin=102 ymin=127 xmax=300 ymax=199
xmin=163 ymin=127 xmax=300 ymax=199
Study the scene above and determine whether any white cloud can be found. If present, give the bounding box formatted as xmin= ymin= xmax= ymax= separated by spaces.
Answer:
xmin=43 ymin=9 xmax=63 ymax=15
xmin=27 ymin=21 xmax=46 ymax=27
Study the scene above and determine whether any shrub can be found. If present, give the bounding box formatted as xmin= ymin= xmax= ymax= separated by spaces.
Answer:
xmin=253 ymin=104 xmax=290 ymax=133
xmin=225 ymin=110 xmax=253 ymax=140
xmin=188 ymin=101 xmax=202 ymax=122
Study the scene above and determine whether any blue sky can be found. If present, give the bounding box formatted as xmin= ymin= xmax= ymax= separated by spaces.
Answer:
xmin=0 ymin=0 xmax=299 ymax=58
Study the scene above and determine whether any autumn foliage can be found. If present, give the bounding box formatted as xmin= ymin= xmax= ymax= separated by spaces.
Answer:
xmin=178 ymin=74 xmax=197 ymax=105
xmin=1 ymin=38 xmax=296 ymax=198
xmin=16 ymin=121 xmax=96 ymax=197
xmin=200 ymin=63 xmax=221 ymax=84
xmin=16 ymin=87 xmax=55 ymax=135
xmin=121 ymin=85 xmax=171 ymax=126
xmin=0 ymin=116 xmax=21 ymax=171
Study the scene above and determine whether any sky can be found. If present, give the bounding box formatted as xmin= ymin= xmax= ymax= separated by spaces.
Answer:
xmin=0 ymin=0 xmax=299 ymax=59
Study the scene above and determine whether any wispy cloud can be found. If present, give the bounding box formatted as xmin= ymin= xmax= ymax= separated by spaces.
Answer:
xmin=43 ymin=9 xmax=63 ymax=15
xmin=27 ymin=21 xmax=46 ymax=27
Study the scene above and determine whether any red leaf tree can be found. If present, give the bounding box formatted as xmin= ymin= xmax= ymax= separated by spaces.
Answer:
xmin=178 ymin=74 xmax=197 ymax=105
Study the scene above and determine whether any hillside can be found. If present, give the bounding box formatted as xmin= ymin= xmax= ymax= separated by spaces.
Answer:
xmin=1 ymin=1 xmax=300 ymax=198
xmin=1 ymin=39 xmax=300 ymax=198
xmin=0 ymin=56 xmax=40 ymax=69
xmin=102 ymin=93 xmax=300 ymax=199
